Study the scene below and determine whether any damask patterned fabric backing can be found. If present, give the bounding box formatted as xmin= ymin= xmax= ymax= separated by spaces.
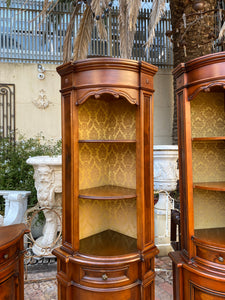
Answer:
xmin=78 ymin=96 xmax=137 ymax=239
xmin=191 ymin=92 xmax=225 ymax=230
xmin=192 ymin=141 xmax=225 ymax=183
xmin=193 ymin=189 xmax=225 ymax=229
xmin=78 ymin=96 xmax=136 ymax=140
xmin=191 ymin=92 xmax=225 ymax=138
xmin=79 ymin=198 xmax=137 ymax=239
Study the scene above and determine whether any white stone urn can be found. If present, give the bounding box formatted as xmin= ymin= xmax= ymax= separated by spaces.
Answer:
xmin=153 ymin=145 xmax=179 ymax=256
xmin=26 ymin=155 xmax=62 ymax=256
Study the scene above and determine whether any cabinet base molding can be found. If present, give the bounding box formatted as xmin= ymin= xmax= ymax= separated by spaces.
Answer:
xmin=169 ymin=251 xmax=225 ymax=300
xmin=54 ymin=246 xmax=158 ymax=300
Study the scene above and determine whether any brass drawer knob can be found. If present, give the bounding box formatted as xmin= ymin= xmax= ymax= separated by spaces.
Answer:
xmin=102 ymin=274 xmax=108 ymax=281
xmin=3 ymin=254 xmax=9 ymax=259
xmin=218 ymin=256 xmax=224 ymax=262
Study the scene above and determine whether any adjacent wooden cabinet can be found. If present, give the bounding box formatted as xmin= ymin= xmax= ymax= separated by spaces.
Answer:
xmin=53 ymin=57 xmax=159 ymax=300
xmin=0 ymin=223 xmax=28 ymax=300
xmin=169 ymin=52 xmax=225 ymax=299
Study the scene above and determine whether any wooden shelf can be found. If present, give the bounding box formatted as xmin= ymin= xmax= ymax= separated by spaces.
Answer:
xmin=194 ymin=227 xmax=225 ymax=247
xmin=192 ymin=137 xmax=225 ymax=141
xmin=193 ymin=182 xmax=225 ymax=191
xmin=79 ymin=185 xmax=136 ymax=200
xmin=79 ymin=140 xmax=136 ymax=143
xmin=79 ymin=230 xmax=137 ymax=256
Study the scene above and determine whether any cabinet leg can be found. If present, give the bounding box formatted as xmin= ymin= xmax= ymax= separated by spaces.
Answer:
xmin=141 ymin=281 xmax=155 ymax=300
xmin=58 ymin=280 xmax=72 ymax=300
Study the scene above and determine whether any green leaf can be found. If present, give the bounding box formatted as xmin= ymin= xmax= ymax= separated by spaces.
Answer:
xmin=6 ymin=0 xmax=11 ymax=8
xmin=0 ymin=134 xmax=62 ymax=207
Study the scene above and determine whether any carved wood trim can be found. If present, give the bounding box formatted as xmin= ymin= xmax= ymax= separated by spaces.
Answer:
xmin=76 ymin=89 xmax=137 ymax=105
xmin=188 ymin=82 xmax=225 ymax=101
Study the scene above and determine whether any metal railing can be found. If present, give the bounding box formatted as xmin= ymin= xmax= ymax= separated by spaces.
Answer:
xmin=0 ymin=84 xmax=15 ymax=141
xmin=0 ymin=0 xmax=173 ymax=67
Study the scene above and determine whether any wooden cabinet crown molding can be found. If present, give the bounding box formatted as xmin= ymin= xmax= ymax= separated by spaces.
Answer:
xmin=173 ymin=51 xmax=225 ymax=98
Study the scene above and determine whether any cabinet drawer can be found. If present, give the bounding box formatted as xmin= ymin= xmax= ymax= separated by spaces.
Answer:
xmin=140 ymin=73 xmax=153 ymax=90
xmin=196 ymin=245 xmax=225 ymax=265
xmin=72 ymin=284 xmax=140 ymax=300
xmin=80 ymin=265 xmax=136 ymax=287
xmin=0 ymin=244 xmax=18 ymax=265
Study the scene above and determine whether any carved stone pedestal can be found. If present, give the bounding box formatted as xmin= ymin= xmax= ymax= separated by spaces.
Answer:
xmin=26 ymin=155 xmax=62 ymax=256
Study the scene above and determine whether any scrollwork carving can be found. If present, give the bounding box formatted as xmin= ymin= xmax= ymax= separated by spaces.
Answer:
xmin=33 ymin=89 xmax=52 ymax=109
xmin=77 ymin=89 xmax=137 ymax=105
xmin=188 ymin=82 xmax=225 ymax=101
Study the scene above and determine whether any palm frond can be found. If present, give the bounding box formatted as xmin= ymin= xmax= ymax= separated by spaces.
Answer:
xmin=218 ymin=21 xmax=225 ymax=40
xmin=63 ymin=2 xmax=82 ymax=63
xmin=91 ymin=0 xmax=102 ymax=17
xmin=96 ymin=20 xmax=107 ymax=40
xmin=91 ymin=0 xmax=108 ymax=40
xmin=73 ymin=5 xmax=94 ymax=61
xmin=119 ymin=0 xmax=130 ymax=58
xmin=119 ymin=0 xmax=141 ymax=59
xmin=128 ymin=0 xmax=141 ymax=32
xmin=145 ymin=0 xmax=166 ymax=49
xmin=30 ymin=0 xmax=59 ymax=26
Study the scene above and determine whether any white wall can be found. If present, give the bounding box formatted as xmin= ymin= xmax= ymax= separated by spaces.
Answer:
xmin=154 ymin=68 xmax=174 ymax=145
xmin=0 ymin=62 xmax=61 ymax=140
xmin=0 ymin=63 xmax=173 ymax=145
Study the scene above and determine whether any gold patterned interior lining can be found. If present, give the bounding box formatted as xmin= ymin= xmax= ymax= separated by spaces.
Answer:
xmin=191 ymin=92 xmax=225 ymax=138
xmin=79 ymin=198 xmax=137 ymax=239
xmin=191 ymin=91 xmax=225 ymax=229
xmin=192 ymin=141 xmax=225 ymax=183
xmin=78 ymin=95 xmax=136 ymax=140
xmin=79 ymin=143 xmax=136 ymax=189
xmin=78 ymin=95 xmax=137 ymax=239
xmin=193 ymin=189 xmax=225 ymax=229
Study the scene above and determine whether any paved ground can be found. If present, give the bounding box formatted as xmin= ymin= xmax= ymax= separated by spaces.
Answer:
xmin=24 ymin=256 xmax=173 ymax=300
xmin=155 ymin=256 xmax=173 ymax=300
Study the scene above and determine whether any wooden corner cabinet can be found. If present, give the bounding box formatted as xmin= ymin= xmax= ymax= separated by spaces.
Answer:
xmin=0 ymin=223 xmax=29 ymax=300
xmin=169 ymin=52 xmax=225 ymax=299
xmin=53 ymin=57 xmax=159 ymax=300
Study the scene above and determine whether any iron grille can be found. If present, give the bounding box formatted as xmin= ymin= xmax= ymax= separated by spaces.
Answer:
xmin=0 ymin=0 xmax=173 ymax=68
xmin=0 ymin=84 xmax=15 ymax=141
